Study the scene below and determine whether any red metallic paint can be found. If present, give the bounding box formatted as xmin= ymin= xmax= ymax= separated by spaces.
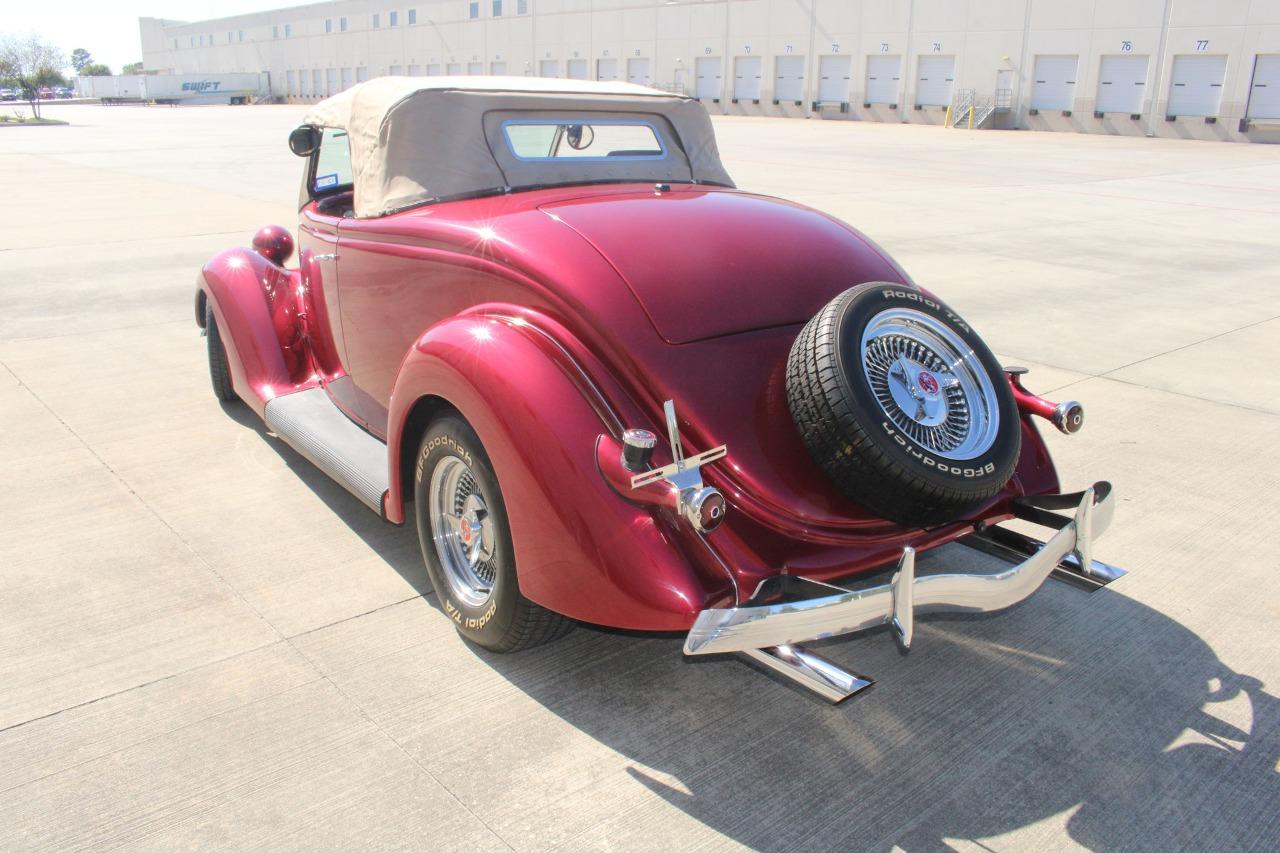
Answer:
xmin=200 ymin=182 xmax=1065 ymax=632
xmin=252 ymin=225 xmax=295 ymax=266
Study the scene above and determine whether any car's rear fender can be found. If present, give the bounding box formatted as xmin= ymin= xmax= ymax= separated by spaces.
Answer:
xmin=198 ymin=247 xmax=313 ymax=416
xmin=386 ymin=308 xmax=736 ymax=631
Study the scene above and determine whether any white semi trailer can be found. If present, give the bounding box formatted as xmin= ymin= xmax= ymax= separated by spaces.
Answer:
xmin=77 ymin=73 xmax=270 ymax=105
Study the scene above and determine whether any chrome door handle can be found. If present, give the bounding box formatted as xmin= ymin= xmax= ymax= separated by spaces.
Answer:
xmin=313 ymin=253 xmax=337 ymax=261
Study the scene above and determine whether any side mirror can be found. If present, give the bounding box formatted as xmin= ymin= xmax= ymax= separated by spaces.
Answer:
xmin=288 ymin=125 xmax=321 ymax=157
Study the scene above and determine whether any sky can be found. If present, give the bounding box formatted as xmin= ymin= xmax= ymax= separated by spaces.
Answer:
xmin=3 ymin=0 xmax=315 ymax=73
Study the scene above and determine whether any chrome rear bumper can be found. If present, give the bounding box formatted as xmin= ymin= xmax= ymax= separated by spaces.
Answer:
xmin=684 ymin=482 xmax=1124 ymax=702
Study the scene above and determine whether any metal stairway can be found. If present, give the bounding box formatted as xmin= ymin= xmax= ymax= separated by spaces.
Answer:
xmin=947 ymin=88 xmax=1011 ymax=129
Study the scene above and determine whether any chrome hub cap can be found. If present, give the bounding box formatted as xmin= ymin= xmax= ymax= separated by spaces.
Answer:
xmin=860 ymin=307 xmax=1000 ymax=461
xmin=429 ymin=457 xmax=497 ymax=607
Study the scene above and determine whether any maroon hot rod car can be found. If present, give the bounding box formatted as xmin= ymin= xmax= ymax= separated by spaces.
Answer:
xmin=196 ymin=78 xmax=1124 ymax=701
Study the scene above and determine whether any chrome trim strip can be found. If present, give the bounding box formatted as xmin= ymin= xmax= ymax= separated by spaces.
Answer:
xmin=684 ymin=482 xmax=1116 ymax=657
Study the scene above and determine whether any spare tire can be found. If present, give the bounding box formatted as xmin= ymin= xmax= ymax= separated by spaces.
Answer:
xmin=786 ymin=283 xmax=1020 ymax=527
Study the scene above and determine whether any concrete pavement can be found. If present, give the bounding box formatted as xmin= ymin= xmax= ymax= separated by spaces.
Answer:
xmin=1 ymin=103 xmax=1277 ymax=850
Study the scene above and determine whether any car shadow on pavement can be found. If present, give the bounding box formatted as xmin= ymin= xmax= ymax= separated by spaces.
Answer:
xmin=229 ymin=402 xmax=1279 ymax=851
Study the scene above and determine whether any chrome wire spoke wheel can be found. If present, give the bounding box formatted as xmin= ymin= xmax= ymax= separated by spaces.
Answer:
xmin=860 ymin=307 xmax=1001 ymax=461
xmin=428 ymin=456 xmax=497 ymax=607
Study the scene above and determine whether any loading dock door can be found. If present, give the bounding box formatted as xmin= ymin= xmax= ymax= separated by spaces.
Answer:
xmin=915 ymin=55 xmax=954 ymax=106
xmin=1031 ymin=55 xmax=1078 ymax=110
xmin=313 ymin=70 xmax=324 ymax=97
xmin=468 ymin=62 xmax=483 ymax=75
xmin=340 ymin=68 xmax=354 ymax=91
xmin=490 ymin=61 xmax=506 ymax=75
xmin=597 ymin=58 xmax=618 ymax=81
xmin=539 ymin=60 xmax=559 ymax=77
xmin=628 ymin=58 xmax=651 ymax=86
xmin=1247 ymin=55 xmax=1280 ymax=119
xmin=774 ymin=55 xmax=804 ymax=102
xmin=446 ymin=63 xmax=462 ymax=76
xmin=567 ymin=59 xmax=588 ymax=80
xmin=818 ymin=55 xmax=852 ymax=103
xmin=865 ymin=55 xmax=900 ymax=104
xmin=696 ymin=56 xmax=722 ymax=99
xmin=1095 ymin=55 xmax=1148 ymax=114
xmin=734 ymin=56 xmax=762 ymax=100
xmin=1167 ymin=54 xmax=1227 ymax=116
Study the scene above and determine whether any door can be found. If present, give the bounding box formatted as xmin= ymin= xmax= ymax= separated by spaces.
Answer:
xmin=490 ymin=61 xmax=507 ymax=75
xmin=774 ymin=55 xmax=804 ymax=102
xmin=1095 ymin=55 xmax=1148 ymax=114
xmin=540 ymin=59 xmax=559 ymax=77
xmin=426 ymin=63 xmax=441 ymax=75
xmin=628 ymin=58 xmax=651 ymax=86
xmin=468 ymin=61 xmax=483 ymax=75
xmin=389 ymin=65 xmax=403 ymax=76
xmin=446 ymin=62 xmax=463 ymax=75
xmin=1247 ymin=55 xmax=1280 ymax=119
xmin=1167 ymin=54 xmax=1227 ymax=116
xmin=407 ymin=64 xmax=421 ymax=76
xmin=326 ymin=68 xmax=337 ymax=96
xmin=1031 ymin=55 xmax=1078 ymax=110
xmin=296 ymin=128 xmax=352 ymax=406
xmin=915 ymin=55 xmax=954 ymax=106
xmin=567 ymin=59 xmax=588 ymax=79
xmin=597 ymin=58 xmax=618 ymax=81
xmin=340 ymin=67 xmax=354 ymax=90
xmin=356 ymin=67 xmax=368 ymax=83
xmin=286 ymin=70 xmax=296 ymax=96
xmin=864 ymin=55 xmax=898 ymax=104
xmin=696 ymin=56 xmax=722 ymax=99
xmin=313 ymin=70 xmax=324 ymax=97
xmin=819 ymin=55 xmax=852 ymax=103
xmin=734 ymin=56 xmax=762 ymax=100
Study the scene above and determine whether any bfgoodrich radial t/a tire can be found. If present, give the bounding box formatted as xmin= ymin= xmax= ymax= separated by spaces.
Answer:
xmin=413 ymin=416 xmax=573 ymax=652
xmin=786 ymin=283 xmax=1020 ymax=527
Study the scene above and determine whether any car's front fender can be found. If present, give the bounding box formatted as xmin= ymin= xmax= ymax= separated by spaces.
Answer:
xmin=386 ymin=310 xmax=735 ymax=631
xmin=198 ymin=247 xmax=311 ymax=416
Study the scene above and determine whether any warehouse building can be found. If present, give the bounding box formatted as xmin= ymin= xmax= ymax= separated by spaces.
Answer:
xmin=139 ymin=0 xmax=1280 ymax=143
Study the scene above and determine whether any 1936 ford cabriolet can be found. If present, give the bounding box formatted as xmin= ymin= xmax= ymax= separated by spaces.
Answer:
xmin=196 ymin=77 xmax=1126 ymax=701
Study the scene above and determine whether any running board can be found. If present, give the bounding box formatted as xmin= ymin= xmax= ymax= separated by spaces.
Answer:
xmin=263 ymin=387 xmax=389 ymax=515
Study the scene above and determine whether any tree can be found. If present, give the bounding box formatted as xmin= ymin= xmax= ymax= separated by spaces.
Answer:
xmin=71 ymin=47 xmax=91 ymax=72
xmin=79 ymin=62 xmax=111 ymax=76
xmin=122 ymin=61 xmax=143 ymax=75
xmin=0 ymin=35 xmax=66 ymax=119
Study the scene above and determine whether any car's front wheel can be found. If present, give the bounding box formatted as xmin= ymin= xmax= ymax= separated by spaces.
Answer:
xmin=205 ymin=302 xmax=236 ymax=403
xmin=413 ymin=416 xmax=574 ymax=652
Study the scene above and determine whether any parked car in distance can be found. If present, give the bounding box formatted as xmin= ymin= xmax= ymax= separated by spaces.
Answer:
xmin=0 ymin=88 xmax=19 ymax=102
xmin=37 ymin=87 xmax=54 ymax=100
xmin=196 ymin=77 xmax=1126 ymax=702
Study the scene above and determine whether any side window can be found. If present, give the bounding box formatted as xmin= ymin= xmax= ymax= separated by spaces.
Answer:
xmin=313 ymin=127 xmax=353 ymax=194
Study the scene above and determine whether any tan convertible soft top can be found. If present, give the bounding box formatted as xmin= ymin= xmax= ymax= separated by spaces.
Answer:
xmin=300 ymin=76 xmax=735 ymax=217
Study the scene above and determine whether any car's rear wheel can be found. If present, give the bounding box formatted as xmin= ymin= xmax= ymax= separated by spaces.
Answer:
xmin=413 ymin=416 xmax=573 ymax=652
xmin=786 ymin=283 xmax=1021 ymax=527
xmin=205 ymin=302 xmax=236 ymax=403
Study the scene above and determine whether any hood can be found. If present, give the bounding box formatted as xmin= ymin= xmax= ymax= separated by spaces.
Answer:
xmin=541 ymin=187 xmax=906 ymax=343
